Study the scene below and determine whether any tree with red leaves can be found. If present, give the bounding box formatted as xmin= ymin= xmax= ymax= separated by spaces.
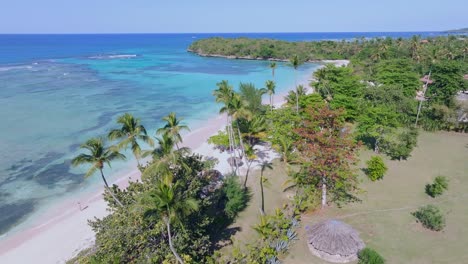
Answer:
xmin=295 ymin=106 xmax=360 ymax=208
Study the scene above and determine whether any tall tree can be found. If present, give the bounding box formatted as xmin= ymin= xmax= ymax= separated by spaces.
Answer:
xmin=72 ymin=137 xmax=126 ymax=207
xmin=213 ymin=80 xmax=238 ymax=173
xmin=269 ymin=62 xmax=277 ymax=79
xmin=295 ymin=106 xmax=360 ymax=208
xmin=243 ymin=143 xmax=257 ymax=189
xmin=108 ymin=113 xmax=154 ymax=166
xmin=138 ymin=173 xmax=199 ymax=264
xmin=258 ymin=161 xmax=273 ymax=214
xmin=265 ymin=80 xmax=276 ymax=111
xmin=157 ymin=112 xmax=190 ymax=150
xmin=289 ymin=55 xmax=303 ymax=113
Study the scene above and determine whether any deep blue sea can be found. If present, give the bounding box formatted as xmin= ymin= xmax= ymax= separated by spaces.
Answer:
xmin=0 ymin=32 xmax=450 ymax=236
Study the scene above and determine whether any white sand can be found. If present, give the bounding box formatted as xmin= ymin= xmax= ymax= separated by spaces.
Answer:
xmin=0 ymin=60 xmax=347 ymax=264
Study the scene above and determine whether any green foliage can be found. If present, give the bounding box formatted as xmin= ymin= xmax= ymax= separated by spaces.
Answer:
xmin=358 ymin=247 xmax=385 ymax=264
xmin=382 ymin=128 xmax=418 ymax=160
xmin=374 ymin=59 xmax=420 ymax=97
xmin=239 ymin=82 xmax=266 ymax=115
xmin=412 ymin=205 xmax=446 ymax=231
xmin=357 ymin=106 xmax=400 ymax=152
xmin=428 ymin=60 xmax=465 ymax=107
xmin=85 ymin=154 xmax=235 ymax=263
xmin=221 ymin=209 xmax=299 ymax=263
xmin=425 ymin=176 xmax=449 ymax=198
xmin=365 ymin=156 xmax=388 ymax=181
xmin=313 ymin=64 xmax=364 ymax=121
xmin=207 ymin=130 xmax=232 ymax=150
xmin=223 ymin=176 xmax=249 ymax=219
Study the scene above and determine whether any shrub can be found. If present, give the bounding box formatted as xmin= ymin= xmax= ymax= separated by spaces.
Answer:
xmin=411 ymin=205 xmax=445 ymax=231
xmin=223 ymin=176 xmax=249 ymax=219
xmin=358 ymin=247 xmax=385 ymax=264
xmin=365 ymin=156 xmax=387 ymax=181
xmin=425 ymin=176 xmax=449 ymax=197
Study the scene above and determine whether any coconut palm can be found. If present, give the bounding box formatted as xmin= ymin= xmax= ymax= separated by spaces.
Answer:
xmin=108 ymin=113 xmax=154 ymax=166
xmin=259 ymin=160 xmax=273 ymax=214
xmin=289 ymin=55 xmax=303 ymax=113
xmin=137 ymin=173 xmax=198 ymax=264
xmin=142 ymin=133 xmax=191 ymax=180
xmin=269 ymin=62 xmax=277 ymax=79
xmin=72 ymin=137 xmax=126 ymax=207
xmin=265 ymin=80 xmax=276 ymax=111
xmin=157 ymin=112 xmax=190 ymax=150
xmin=243 ymin=144 xmax=257 ymax=189
xmin=285 ymin=85 xmax=307 ymax=108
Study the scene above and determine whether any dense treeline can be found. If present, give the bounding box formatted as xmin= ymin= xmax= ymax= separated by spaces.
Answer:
xmin=189 ymin=35 xmax=467 ymax=68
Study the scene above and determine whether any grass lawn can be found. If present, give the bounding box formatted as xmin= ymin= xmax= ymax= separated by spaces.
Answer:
xmin=218 ymin=159 xmax=291 ymax=254
xmin=284 ymin=131 xmax=468 ymax=264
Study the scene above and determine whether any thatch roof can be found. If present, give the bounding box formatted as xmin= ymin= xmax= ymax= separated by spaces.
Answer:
xmin=306 ymin=219 xmax=365 ymax=263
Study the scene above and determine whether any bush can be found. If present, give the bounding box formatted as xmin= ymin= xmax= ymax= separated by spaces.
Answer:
xmin=223 ymin=176 xmax=249 ymax=219
xmin=411 ymin=205 xmax=445 ymax=231
xmin=365 ymin=156 xmax=388 ymax=181
xmin=358 ymin=247 xmax=385 ymax=264
xmin=425 ymin=176 xmax=449 ymax=198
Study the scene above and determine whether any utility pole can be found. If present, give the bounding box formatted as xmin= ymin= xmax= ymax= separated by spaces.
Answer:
xmin=415 ymin=71 xmax=432 ymax=127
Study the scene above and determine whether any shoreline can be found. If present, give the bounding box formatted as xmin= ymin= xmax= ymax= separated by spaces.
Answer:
xmin=0 ymin=61 xmax=346 ymax=263
xmin=187 ymin=49 xmax=350 ymax=66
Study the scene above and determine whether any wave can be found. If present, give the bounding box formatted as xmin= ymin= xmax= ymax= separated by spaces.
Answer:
xmin=0 ymin=65 xmax=33 ymax=72
xmin=88 ymin=54 xmax=138 ymax=60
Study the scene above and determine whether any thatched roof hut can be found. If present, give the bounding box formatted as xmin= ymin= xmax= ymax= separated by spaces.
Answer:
xmin=306 ymin=219 xmax=365 ymax=263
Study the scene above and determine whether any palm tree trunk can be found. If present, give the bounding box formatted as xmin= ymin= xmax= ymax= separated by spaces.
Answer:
xmin=260 ymin=173 xmax=265 ymax=214
xmin=270 ymin=94 xmax=273 ymax=111
xmin=295 ymin=70 xmax=299 ymax=113
xmin=243 ymin=161 xmax=252 ymax=189
xmin=226 ymin=116 xmax=235 ymax=173
xmin=165 ymin=218 xmax=184 ymax=264
xmin=230 ymin=123 xmax=239 ymax=173
xmin=100 ymin=169 xmax=124 ymax=207
xmin=236 ymin=121 xmax=246 ymax=162
xmin=227 ymin=116 xmax=239 ymax=174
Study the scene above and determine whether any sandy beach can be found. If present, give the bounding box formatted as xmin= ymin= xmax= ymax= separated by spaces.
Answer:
xmin=0 ymin=60 xmax=346 ymax=264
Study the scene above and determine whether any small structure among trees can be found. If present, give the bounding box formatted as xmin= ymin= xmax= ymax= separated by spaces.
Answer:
xmin=306 ymin=219 xmax=365 ymax=263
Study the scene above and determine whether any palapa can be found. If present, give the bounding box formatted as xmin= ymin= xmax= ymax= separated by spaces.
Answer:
xmin=306 ymin=219 xmax=365 ymax=263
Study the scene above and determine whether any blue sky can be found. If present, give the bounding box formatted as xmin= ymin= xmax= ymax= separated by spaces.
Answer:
xmin=1 ymin=0 xmax=467 ymax=33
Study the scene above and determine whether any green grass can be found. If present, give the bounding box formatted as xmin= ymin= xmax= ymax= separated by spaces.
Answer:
xmin=284 ymin=131 xmax=468 ymax=264
xmin=217 ymin=159 xmax=291 ymax=253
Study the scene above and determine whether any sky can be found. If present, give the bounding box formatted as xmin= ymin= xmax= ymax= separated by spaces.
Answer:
xmin=0 ymin=0 xmax=467 ymax=33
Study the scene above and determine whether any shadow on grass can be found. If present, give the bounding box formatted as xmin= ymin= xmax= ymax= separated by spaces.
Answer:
xmin=209 ymin=186 xmax=253 ymax=251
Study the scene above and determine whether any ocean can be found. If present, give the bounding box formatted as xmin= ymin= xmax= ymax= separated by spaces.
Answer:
xmin=0 ymin=32 xmax=450 ymax=237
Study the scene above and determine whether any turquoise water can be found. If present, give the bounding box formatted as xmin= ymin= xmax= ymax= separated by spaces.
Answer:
xmin=0 ymin=32 xmax=452 ymax=235
xmin=0 ymin=34 xmax=322 ymax=236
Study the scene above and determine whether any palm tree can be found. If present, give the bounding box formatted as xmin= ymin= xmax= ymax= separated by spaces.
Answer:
xmin=269 ymin=62 xmax=277 ymax=79
xmin=410 ymin=35 xmax=421 ymax=62
xmin=265 ymin=80 xmax=276 ymax=111
xmin=289 ymin=55 xmax=303 ymax=113
xmin=285 ymin=85 xmax=307 ymax=108
xmin=276 ymin=135 xmax=294 ymax=164
xmin=157 ymin=112 xmax=190 ymax=150
xmin=258 ymin=160 xmax=273 ymax=214
xmin=213 ymin=80 xmax=237 ymax=173
xmin=142 ymin=133 xmax=191 ymax=179
xmin=138 ymin=174 xmax=198 ymax=264
xmin=108 ymin=113 xmax=154 ymax=166
xmin=72 ymin=137 xmax=126 ymax=207
xmin=243 ymin=144 xmax=257 ymax=189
